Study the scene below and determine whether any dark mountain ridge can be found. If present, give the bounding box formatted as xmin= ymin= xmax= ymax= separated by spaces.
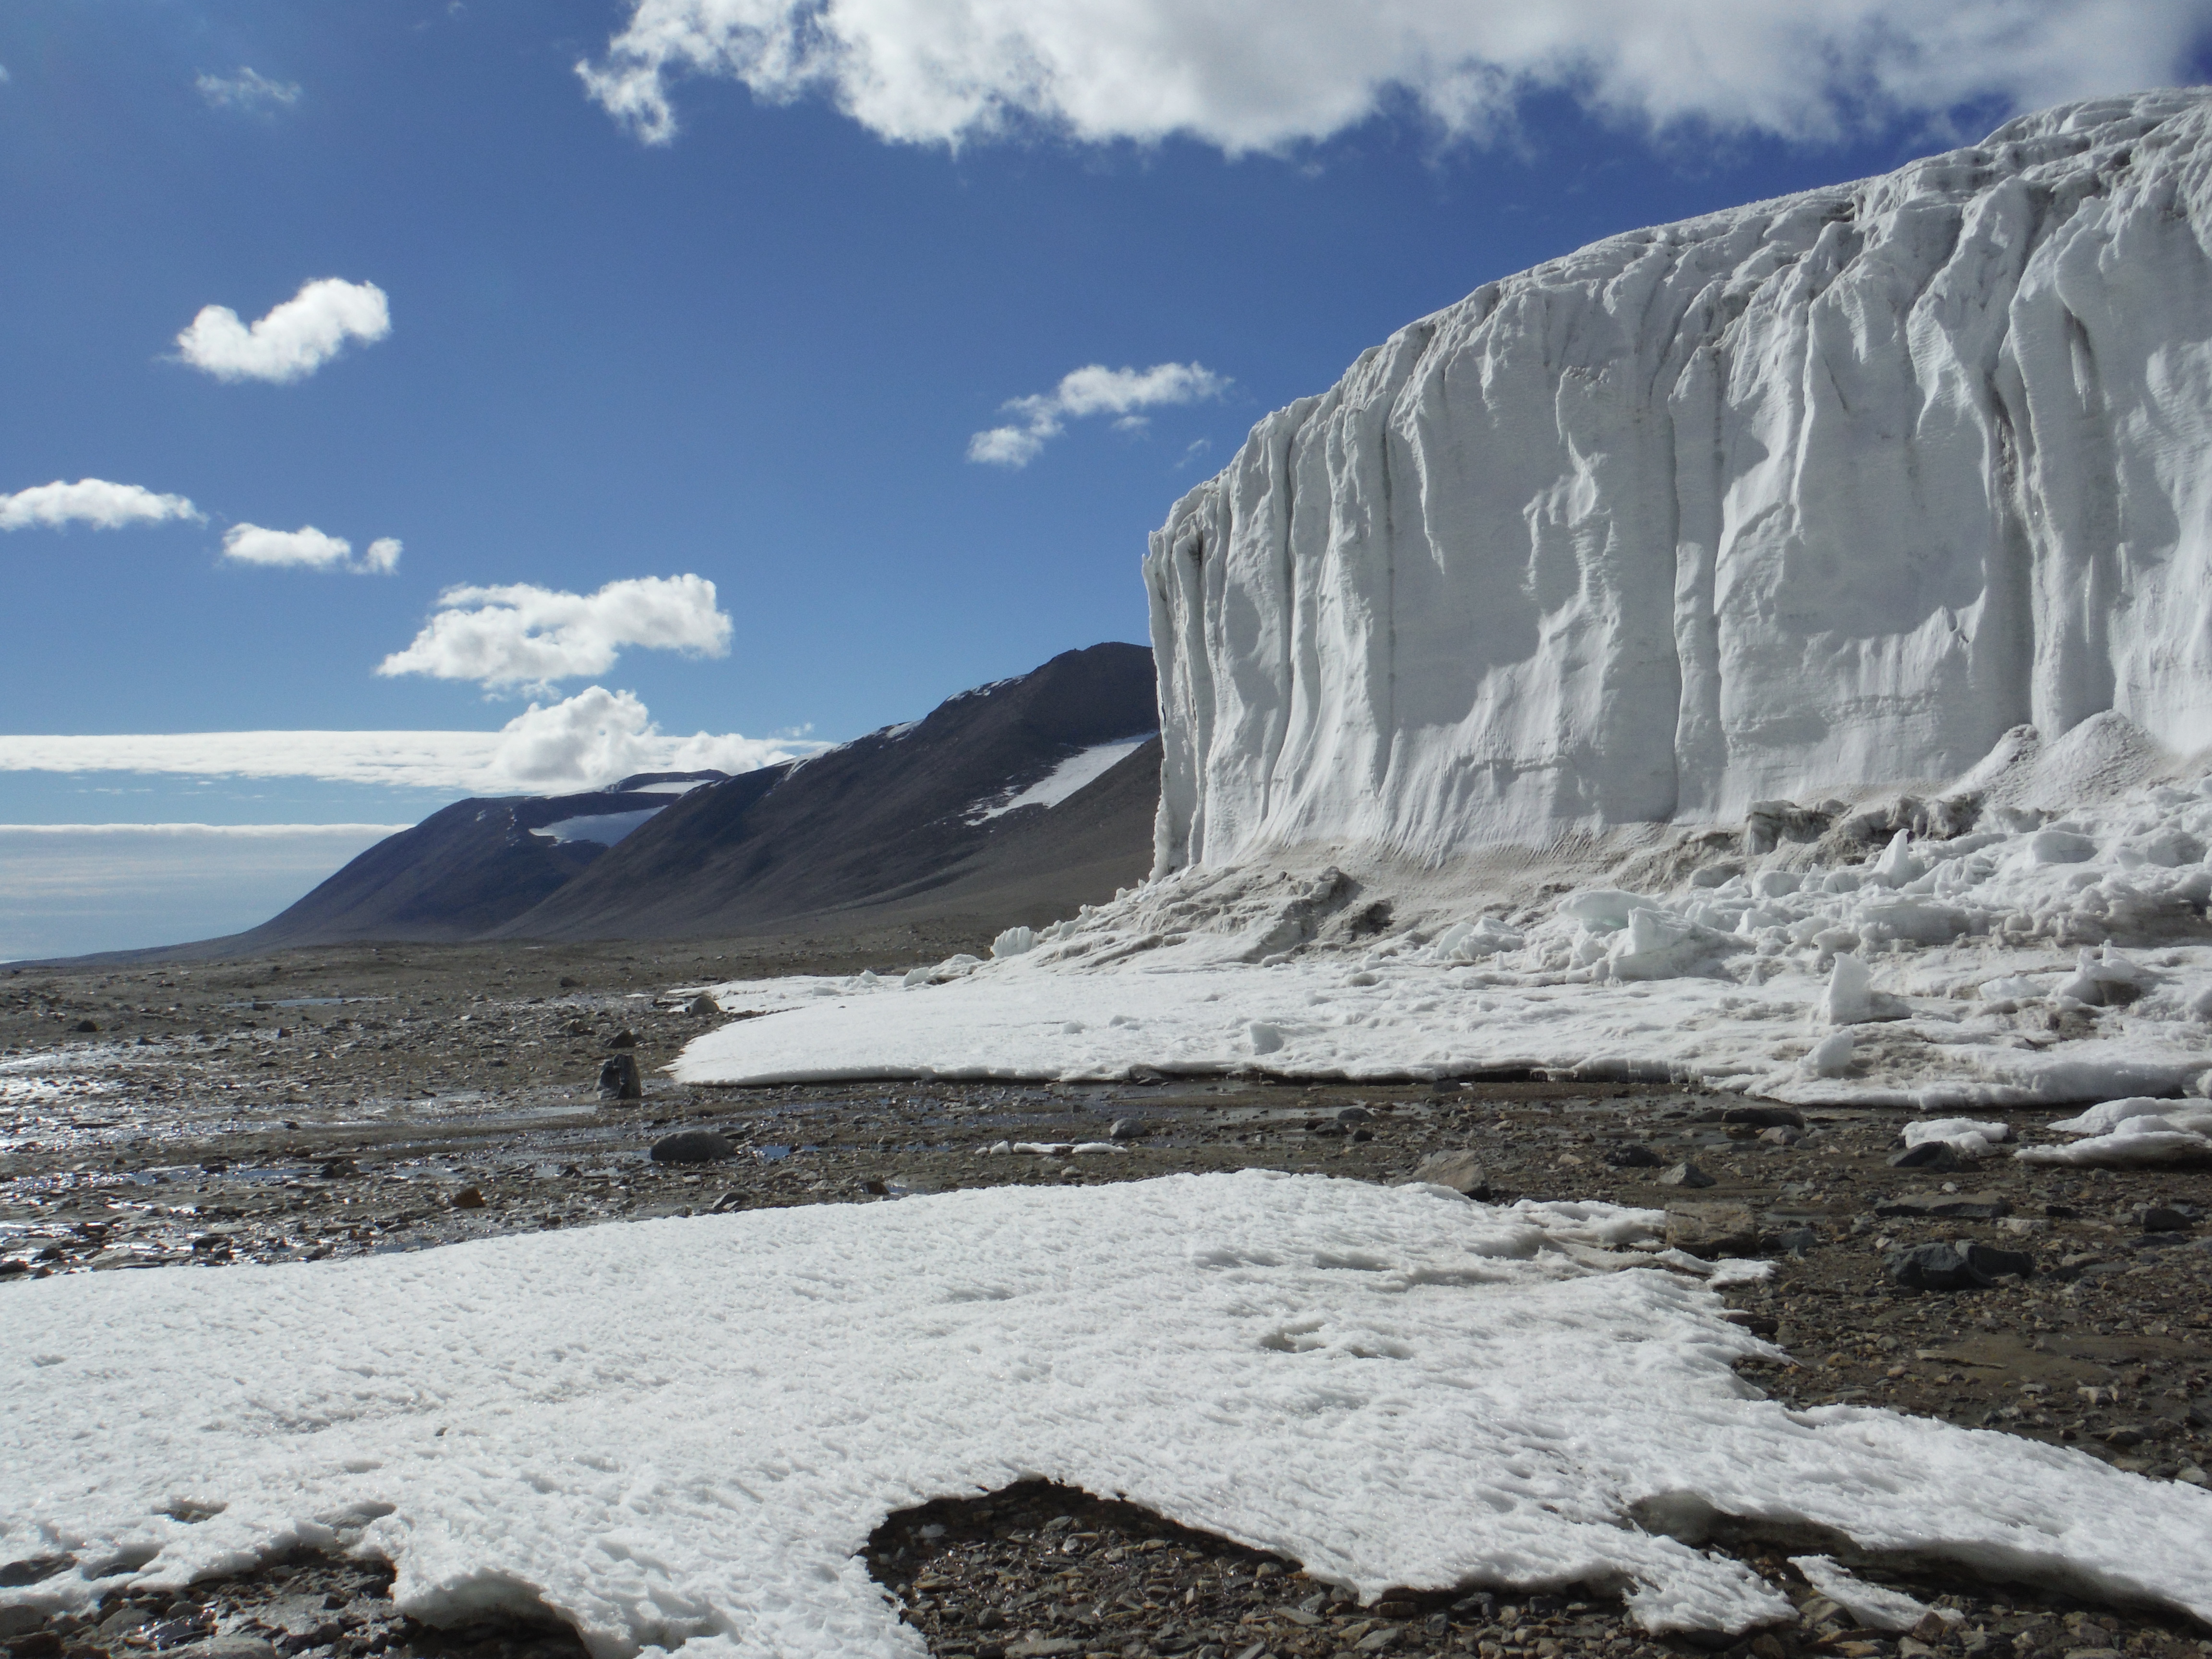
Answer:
xmin=57 ymin=644 xmax=1160 ymax=962
xmin=498 ymin=641 xmax=1158 ymax=941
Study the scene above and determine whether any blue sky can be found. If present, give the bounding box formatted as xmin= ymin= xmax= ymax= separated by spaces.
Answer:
xmin=4 ymin=0 xmax=2209 ymax=956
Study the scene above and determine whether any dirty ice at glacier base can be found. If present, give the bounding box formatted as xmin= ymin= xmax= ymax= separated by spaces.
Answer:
xmin=676 ymin=755 xmax=2212 ymax=1133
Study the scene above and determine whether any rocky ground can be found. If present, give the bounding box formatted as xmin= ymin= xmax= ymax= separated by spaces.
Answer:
xmin=3 ymin=945 xmax=2211 ymax=1659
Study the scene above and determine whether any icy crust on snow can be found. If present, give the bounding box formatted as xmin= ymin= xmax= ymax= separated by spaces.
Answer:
xmin=6 ymin=1176 xmax=2212 ymax=1655
xmin=1147 ymin=90 xmax=2212 ymax=874
xmin=676 ymin=771 xmax=2212 ymax=1105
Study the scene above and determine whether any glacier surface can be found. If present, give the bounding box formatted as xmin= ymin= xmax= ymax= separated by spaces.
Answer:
xmin=1148 ymin=89 xmax=2212 ymax=872
xmin=6 ymin=1174 xmax=2212 ymax=1658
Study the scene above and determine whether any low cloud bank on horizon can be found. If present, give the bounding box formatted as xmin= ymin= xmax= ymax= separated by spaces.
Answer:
xmin=0 ymin=686 xmax=820 ymax=796
xmin=578 ymin=0 xmax=2212 ymax=152
xmin=0 ymin=822 xmax=411 ymax=838
xmin=969 ymin=362 xmax=1227 ymax=468
xmin=377 ymin=575 xmax=733 ymax=693
xmin=176 ymin=277 xmax=390 ymax=385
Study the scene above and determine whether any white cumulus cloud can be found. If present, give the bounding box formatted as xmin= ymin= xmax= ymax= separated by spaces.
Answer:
xmin=176 ymin=277 xmax=391 ymax=385
xmin=195 ymin=67 xmax=303 ymax=113
xmin=485 ymin=685 xmax=801 ymax=789
xmin=0 ymin=692 xmax=821 ymax=795
xmin=377 ymin=575 xmax=733 ymax=693
xmin=220 ymin=524 xmax=401 ymax=575
xmin=0 ymin=479 xmax=201 ymax=532
xmin=969 ymin=361 xmax=1227 ymax=468
xmin=578 ymin=0 xmax=2212 ymax=152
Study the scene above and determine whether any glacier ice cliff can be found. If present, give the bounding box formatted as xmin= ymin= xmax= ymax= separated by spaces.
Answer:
xmin=1148 ymin=89 xmax=2212 ymax=873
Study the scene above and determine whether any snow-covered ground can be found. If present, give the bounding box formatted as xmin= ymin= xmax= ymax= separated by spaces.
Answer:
xmin=6 ymin=1173 xmax=2209 ymax=1658
xmin=676 ymin=761 xmax=2212 ymax=1116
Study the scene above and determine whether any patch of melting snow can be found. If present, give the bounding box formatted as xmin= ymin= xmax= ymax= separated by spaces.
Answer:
xmin=5 ymin=1173 xmax=2207 ymax=1656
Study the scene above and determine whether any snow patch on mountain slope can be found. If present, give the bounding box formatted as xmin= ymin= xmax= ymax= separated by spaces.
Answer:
xmin=528 ymin=807 xmax=664 ymax=846
xmin=968 ymin=735 xmax=1154 ymax=822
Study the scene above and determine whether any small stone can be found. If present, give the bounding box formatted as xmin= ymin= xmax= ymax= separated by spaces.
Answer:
xmin=607 ymin=1030 xmax=637 ymax=1049
xmin=1885 ymin=1238 xmax=2035 ymax=1291
xmin=1758 ymin=1125 xmax=1806 ymax=1147
xmin=598 ymin=1054 xmax=643 ymax=1100
xmin=1659 ymin=1161 xmax=1716 ymax=1188
xmin=97 ymin=1605 xmax=156 ymax=1640
xmin=1396 ymin=1150 xmax=1490 ymax=1199
xmin=0 ymin=1607 xmax=49 ymax=1639
xmin=1335 ymin=1105 xmax=1372 ymax=1124
xmin=1720 ymin=1106 xmax=1804 ymax=1129
xmin=684 ymin=994 xmax=719 ymax=1017
xmin=1665 ymin=1203 xmax=1759 ymax=1258
xmin=1108 ymin=1117 xmax=1147 ymax=1141
xmin=651 ymin=1130 xmax=735 ymax=1165
xmin=8 ymin=1633 xmax=62 ymax=1659
xmin=0 ymin=1555 xmax=76 ymax=1588
xmin=1888 ymin=1141 xmax=1963 ymax=1171
xmin=1876 ymin=1190 xmax=2011 ymax=1221
xmin=451 ymin=1186 xmax=487 ymax=1210
xmin=1604 ymin=1143 xmax=1663 ymax=1167
xmin=169 ymin=1639 xmax=280 ymax=1659
xmin=558 ymin=975 xmax=583 ymax=988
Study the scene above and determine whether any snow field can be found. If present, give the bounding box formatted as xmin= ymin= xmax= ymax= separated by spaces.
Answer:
xmin=7 ymin=1174 xmax=2211 ymax=1655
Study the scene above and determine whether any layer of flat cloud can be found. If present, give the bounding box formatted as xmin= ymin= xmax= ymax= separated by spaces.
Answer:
xmin=970 ymin=361 xmax=1226 ymax=468
xmin=221 ymin=524 xmax=401 ymax=575
xmin=580 ymin=0 xmax=2212 ymax=152
xmin=0 ymin=822 xmax=411 ymax=838
xmin=195 ymin=67 xmax=302 ymax=113
xmin=377 ymin=575 xmax=733 ymax=692
xmin=176 ymin=277 xmax=390 ymax=385
xmin=0 ymin=479 xmax=200 ymax=532
xmin=0 ymin=689 xmax=818 ymax=795
xmin=0 ymin=823 xmax=413 ymax=962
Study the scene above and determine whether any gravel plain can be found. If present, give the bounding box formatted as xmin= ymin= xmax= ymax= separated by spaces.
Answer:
xmin=3 ymin=943 xmax=2210 ymax=1659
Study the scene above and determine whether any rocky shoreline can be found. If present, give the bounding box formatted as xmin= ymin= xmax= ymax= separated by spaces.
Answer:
xmin=3 ymin=944 xmax=2210 ymax=1659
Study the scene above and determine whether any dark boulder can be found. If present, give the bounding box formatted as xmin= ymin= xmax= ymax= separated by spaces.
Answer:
xmin=1886 ymin=1239 xmax=2035 ymax=1292
xmin=651 ymin=1130 xmax=735 ymax=1165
